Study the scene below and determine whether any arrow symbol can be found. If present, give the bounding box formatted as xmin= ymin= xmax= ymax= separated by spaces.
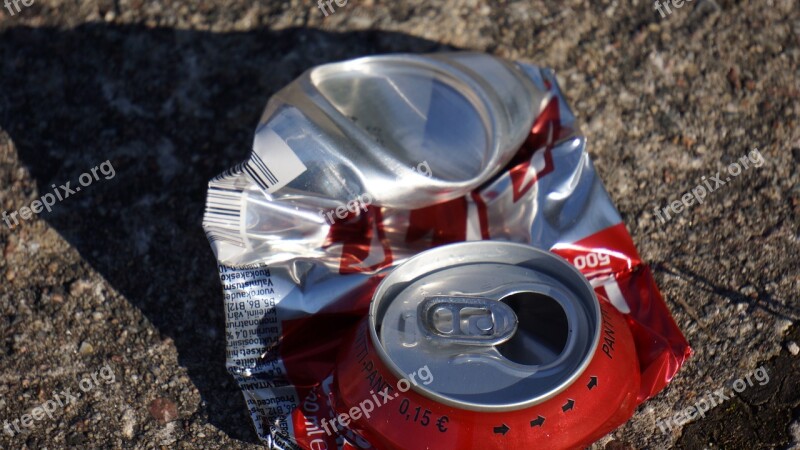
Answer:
xmin=587 ymin=376 xmax=598 ymax=390
xmin=493 ymin=424 xmax=510 ymax=435
xmin=562 ymin=399 xmax=575 ymax=412
xmin=530 ymin=416 xmax=545 ymax=427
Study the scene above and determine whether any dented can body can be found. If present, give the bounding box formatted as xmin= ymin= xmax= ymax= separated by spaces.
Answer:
xmin=334 ymin=242 xmax=640 ymax=450
xmin=202 ymin=52 xmax=691 ymax=449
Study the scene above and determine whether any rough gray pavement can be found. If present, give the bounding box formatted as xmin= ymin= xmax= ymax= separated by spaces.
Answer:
xmin=0 ymin=0 xmax=798 ymax=449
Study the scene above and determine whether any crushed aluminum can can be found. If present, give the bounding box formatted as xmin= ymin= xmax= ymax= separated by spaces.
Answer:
xmin=202 ymin=52 xmax=691 ymax=450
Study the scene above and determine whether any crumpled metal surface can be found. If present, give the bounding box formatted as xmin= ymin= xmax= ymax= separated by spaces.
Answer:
xmin=202 ymin=52 xmax=691 ymax=449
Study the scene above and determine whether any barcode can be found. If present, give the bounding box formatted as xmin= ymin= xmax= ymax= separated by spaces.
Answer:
xmin=245 ymin=129 xmax=307 ymax=194
xmin=203 ymin=129 xmax=306 ymax=252
xmin=203 ymin=172 xmax=246 ymax=247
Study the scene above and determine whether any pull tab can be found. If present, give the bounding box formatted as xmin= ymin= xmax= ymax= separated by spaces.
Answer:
xmin=418 ymin=296 xmax=518 ymax=346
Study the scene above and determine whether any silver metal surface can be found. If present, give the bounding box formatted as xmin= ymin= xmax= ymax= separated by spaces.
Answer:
xmin=417 ymin=295 xmax=518 ymax=345
xmin=271 ymin=53 xmax=541 ymax=207
xmin=203 ymin=53 xmax=568 ymax=266
xmin=370 ymin=241 xmax=602 ymax=411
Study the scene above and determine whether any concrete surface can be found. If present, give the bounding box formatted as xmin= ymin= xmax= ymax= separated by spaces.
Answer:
xmin=0 ymin=0 xmax=798 ymax=448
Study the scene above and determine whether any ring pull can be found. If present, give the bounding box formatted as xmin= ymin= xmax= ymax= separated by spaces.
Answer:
xmin=417 ymin=296 xmax=518 ymax=346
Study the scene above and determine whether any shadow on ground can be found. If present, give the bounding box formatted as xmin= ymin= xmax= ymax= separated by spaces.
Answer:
xmin=676 ymin=324 xmax=800 ymax=449
xmin=652 ymin=262 xmax=800 ymax=322
xmin=0 ymin=23 xmax=456 ymax=443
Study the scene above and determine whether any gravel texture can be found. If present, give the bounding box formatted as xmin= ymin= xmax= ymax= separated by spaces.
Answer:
xmin=0 ymin=0 xmax=798 ymax=449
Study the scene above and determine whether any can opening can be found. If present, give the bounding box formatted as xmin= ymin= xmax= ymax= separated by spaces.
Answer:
xmin=497 ymin=292 xmax=569 ymax=366
xmin=369 ymin=242 xmax=600 ymax=411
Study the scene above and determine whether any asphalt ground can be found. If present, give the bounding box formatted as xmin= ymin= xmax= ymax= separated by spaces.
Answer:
xmin=0 ymin=0 xmax=798 ymax=448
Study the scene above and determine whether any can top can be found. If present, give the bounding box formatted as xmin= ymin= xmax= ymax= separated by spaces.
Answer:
xmin=370 ymin=242 xmax=601 ymax=411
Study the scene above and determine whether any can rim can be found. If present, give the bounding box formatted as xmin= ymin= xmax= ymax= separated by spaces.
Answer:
xmin=368 ymin=241 xmax=603 ymax=412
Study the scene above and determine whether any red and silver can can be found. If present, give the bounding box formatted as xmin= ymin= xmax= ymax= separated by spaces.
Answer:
xmin=203 ymin=52 xmax=691 ymax=449
xmin=334 ymin=241 xmax=640 ymax=450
